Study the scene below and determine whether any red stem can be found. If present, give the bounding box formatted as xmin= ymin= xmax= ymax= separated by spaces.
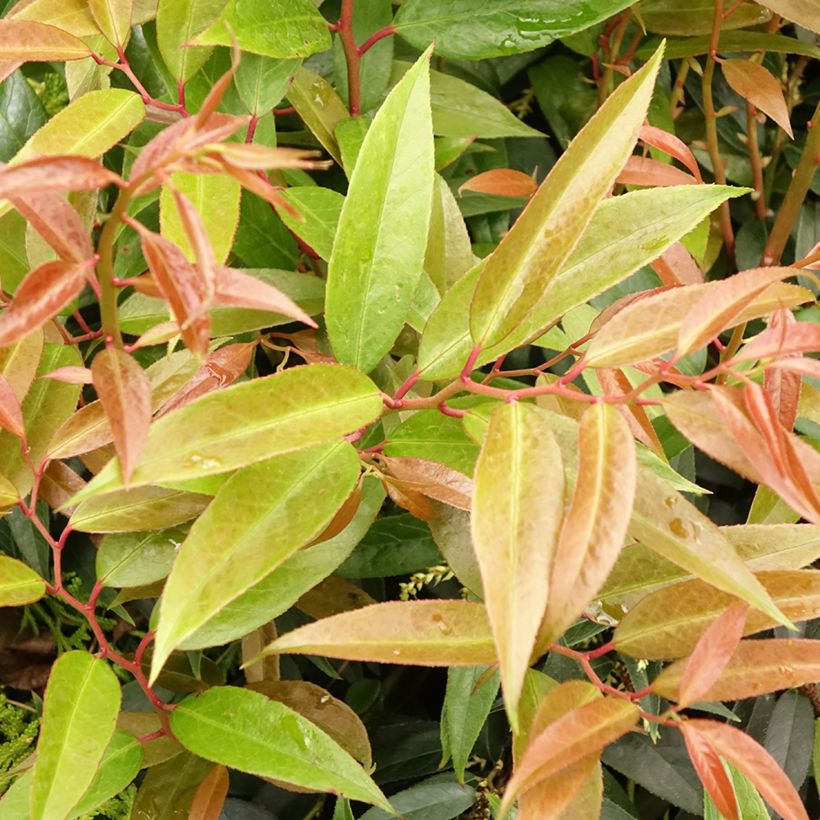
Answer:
xmin=337 ymin=0 xmax=362 ymax=115
xmin=358 ymin=25 xmax=396 ymax=56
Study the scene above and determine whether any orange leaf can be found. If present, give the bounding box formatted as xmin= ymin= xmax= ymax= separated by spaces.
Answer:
xmin=215 ymin=160 xmax=295 ymax=215
xmin=722 ymin=59 xmax=793 ymax=138
xmin=203 ymin=143 xmax=329 ymax=171
xmin=383 ymin=477 xmax=436 ymax=520
xmin=43 ymin=366 xmax=94 ymax=385
xmin=0 ymin=19 xmax=91 ymax=61
xmin=679 ymin=723 xmax=739 ymax=820
xmin=157 ymin=342 xmax=256 ymax=417
xmin=677 ymin=602 xmax=747 ymax=708
xmin=189 ymin=764 xmax=229 ymax=820
xmin=214 ymin=267 xmax=316 ymax=327
xmin=638 ymin=125 xmax=703 ymax=182
xmin=381 ymin=456 xmax=472 ymax=510
xmin=0 ymin=373 xmax=24 ymax=438
xmin=458 ymin=169 xmax=537 ymax=198
xmin=499 ymin=697 xmax=638 ymax=817
xmin=736 ymin=320 xmax=820 ymax=362
xmin=616 ymin=156 xmax=698 ymax=187
xmin=10 ymin=192 xmax=94 ymax=263
xmin=0 ymin=259 xmax=88 ymax=347
xmin=194 ymin=43 xmax=240 ymax=128
xmin=653 ymin=638 xmax=820 ymax=702
xmin=763 ymin=312 xmax=802 ymax=431
xmin=683 ymin=719 xmax=808 ymax=820
xmin=166 ymin=185 xmax=217 ymax=298
xmin=650 ymin=242 xmax=703 ymax=286
xmin=0 ymin=156 xmax=120 ymax=198
xmin=91 ymin=348 xmax=152 ymax=485
xmin=540 ymin=404 xmax=636 ymax=647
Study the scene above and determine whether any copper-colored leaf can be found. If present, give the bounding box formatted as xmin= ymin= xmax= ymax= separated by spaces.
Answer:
xmin=0 ymin=19 xmax=91 ymax=60
xmin=736 ymin=318 xmax=820 ymax=362
xmin=616 ymin=156 xmax=698 ymax=187
xmin=638 ymin=125 xmax=703 ymax=182
xmin=458 ymin=169 xmax=537 ymax=198
xmin=539 ymin=404 xmax=635 ymax=648
xmin=383 ymin=477 xmax=436 ymax=520
xmin=0 ymin=260 xmax=88 ymax=347
xmin=677 ymin=602 xmax=747 ymax=708
xmin=203 ymin=143 xmax=328 ymax=171
xmin=680 ymin=723 xmax=739 ymax=820
xmin=472 ymin=403 xmax=564 ymax=730
xmin=216 ymin=160 xmax=293 ymax=214
xmin=188 ymin=765 xmax=228 ymax=820
xmin=214 ymin=267 xmax=316 ymax=327
xmin=653 ymin=638 xmax=820 ymax=702
xmin=296 ymin=576 xmax=376 ymax=621
xmin=763 ymin=311 xmax=802 ymax=430
xmin=10 ymin=192 xmax=94 ymax=263
xmin=381 ymin=456 xmax=472 ymax=510
xmin=722 ymin=59 xmax=793 ymax=138
xmin=594 ymin=368 xmax=664 ymax=455
xmin=91 ymin=348 xmax=152 ymax=485
xmin=156 ymin=342 xmax=256 ymax=417
xmin=650 ymin=242 xmax=704 ymax=286
xmin=43 ymin=366 xmax=94 ymax=385
xmin=0 ymin=373 xmax=24 ymax=438
xmin=165 ymin=185 xmax=217 ymax=298
xmin=39 ymin=460 xmax=85 ymax=515
xmin=499 ymin=697 xmax=638 ymax=818
xmin=682 ymin=719 xmax=808 ymax=820
xmin=0 ymin=156 xmax=120 ymax=198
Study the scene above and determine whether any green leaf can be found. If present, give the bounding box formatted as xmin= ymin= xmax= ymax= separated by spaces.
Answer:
xmin=69 ymin=730 xmax=143 ymax=817
xmin=170 ymin=686 xmax=391 ymax=810
xmin=179 ymin=477 xmax=385 ymax=650
xmin=424 ymin=174 xmax=474 ymax=294
xmin=233 ymin=190 xmax=298 ymax=268
xmin=156 ymin=0 xmax=230 ymax=82
xmin=260 ymin=599 xmax=496 ymax=665
xmin=234 ymin=53 xmax=299 ymax=114
xmin=393 ymin=0 xmax=634 ymax=60
xmin=277 ymin=186 xmax=344 ymax=262
xmin=0 ymin=71 xmax=47 ymax=162
xmin=704 ymin=763 xmax=769 ymax=820
xmin=391 ymin=60 xmax=542 ymax=139
xmin=196 ymin=0 xmax=332 ymax=59
xmin=326 ymin=49 xmax=434 ymax=373
xmin=130 ymin=752 xmax=213 ymax=818
xmin=441 ymin=666 xmax=500 ymax=783
xmin=70 ymin=364 xmax=382 ymax=500
xmin=151 ymin=441 xmax=360 ymax=679
xmin=640 ymin=0 xmax=769 ymax=34
xmin=97 ymin=526 xmax=187 ymax=587
xmin=468 ymin=44 xmax=663 ymax=350
xmin=0 ymin=555 xmax=45 ymax=605
xmin=360 ymin=774 xmax=476 ymax=820
xmin=159 ymin=171 xmax=241 ymax=264
xmin=30 ymin=651 xmax=121 ymax=820
xmin=636 ymin=31 xmax=820 ymax=60
xmin=764 ymin=690 xmax=814 ymax=789
xmin=471 ymin=402 xmax=564 ymax=730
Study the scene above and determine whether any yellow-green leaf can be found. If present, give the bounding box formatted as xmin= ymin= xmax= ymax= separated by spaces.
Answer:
xmin=89 ymin=0 xmax=132 ymax=45
xmin=0 ymin=555 xmax=45 ymax=605
xmin=156 ymin=0 xmax=230 ymax=82
xmin=0 ymin=19 xmax=90 ymax=61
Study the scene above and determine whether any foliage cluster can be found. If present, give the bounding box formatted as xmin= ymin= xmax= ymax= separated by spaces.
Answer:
xmin=0 ymin=0 xmax=818 ymax=818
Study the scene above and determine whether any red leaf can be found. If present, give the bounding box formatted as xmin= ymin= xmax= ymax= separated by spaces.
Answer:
xmin=616 ymin=156 xmax=698 ymax=187
xmin=677 ymin=602 xmax=747 ymax=708
xmin=722 ymin=59 xmax=793 ymax=138
xmin=0 ymin=259 xmax=88 ymax=347
xmin=0 ymin=373 xmax=24 ymax=438
xmin=638 ymin=125 xmax=703 ymax=182
xmin=0 ymin=20 xmax=91 ymax=61
xmin=684 ymin=720 xmax=808 ymax=820
xmin=0 ymin=156 xmax=120 ymax=198
xmin=458 ymin=169 xmax=538 ymax=198
xmin=91 ymin=348 xmax=152 ymax=485
xmin=214 ymin=266 xmax=316 ymax=327
xmin=189 ymin=764 xmax=229 ymax=820
xmin=9 ymin=191 xmax=94 ymax=263
xmin=680 ymin=723 xmax=739 ymax=820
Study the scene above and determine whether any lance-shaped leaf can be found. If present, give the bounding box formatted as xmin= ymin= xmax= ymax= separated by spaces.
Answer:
xmin=736 ymin=320 xmax=820 ymax=362
xmin=459 ymin=169 xmax=537 ymax=198
xmin=89 ymin=0 xmax=132 ymax=45
xmin=0 ymin=156 xmax=120 ymax=198
xmin=614 ymin=570 xmax=820 ymax=659
xmin=255 ymin=600 xmax=496 ymax=666
xmin=30 ymin=651 xmax=121 ymax=819
xmin=653 ymin=639 xmax=820 ymax=702
xmin=680 ymin=723 xmax=739 ymax=820
xmin=188 ymin=765 xmax=228 ymax=820
xmin=616 ymin=156 xmax=698 ymax=187
xmin=171 ymin=687 xmax=390 ymax=810
xmin=472 ymin=403 xmax=564 ymax=730
xmin=151 ymin=441 xmax=359 ymax=680
xmin=638 ymin=125 xmax=702 ymax=181
xmin=468 ymin=44 xmax=663 ymax=350
xmin=498 ymin=697 xmax=638 ymax=818
xmin=539 ymin=404 xmax=636 ymax=648
xmin=676 ymin=602 xmax=748 ymax=708
xmin=276 ymin=187 xmax=344 ymax=262
xmin=0 ymin=19 xmax=90 ymax=60
xmin=629 ymin=469 xmax=790 ymax=627
xmin=681 ymin=720 xmax=808 ymax=820
xmin=71 ymin=364 xmax=382 ymax=500
xmin=214 ymin=266 xmax=315 ymax=327
xmin=325 ymin=49 xmax=434 ymax=373
xmin=0 ymin=555 xmax=45 ymax=605
xmin=0 ymin=260 xmax=87 ymax=348
xmin=10 ymin=191 xmax=94 ymax=263
xmin=157 ymin=0 xmax=230 ymax=82
xmin=676 ymin=267 xmax=795 ymax=356
xmin=91 ymin=348 xmax=151 ymax=486
xmin=722 ymin=59 xmax=793 ymax=137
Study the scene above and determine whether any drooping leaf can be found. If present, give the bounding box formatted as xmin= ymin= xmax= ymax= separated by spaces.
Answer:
xmin=0 ymin=555 xmax=45 ymax=605
xmin=188 ymin=765 xmax=228 ymax=820
xmin=30 ymin=651 xmax=121 ymax=819
xmin=472 ymin=402 xmax=564 ymax=729
xmin=170 ymin=686 xmax=391 ymax=809
xmin=326 ymin=49 xmax=434 ymax=373
xmin=130 ymin=753 xmax=214 ymax=818
xmin=467 ymin=44 xmax=663 ymax=350
xmin=393 ymin=0 xmax=634 ymax=60
xmin=71 ymin=364 xmax=382 ymax=499
xmin=258 ymin=600 xmax=496 ymax=666
xmin=722 ymin=59 xmax=793 ymax=137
